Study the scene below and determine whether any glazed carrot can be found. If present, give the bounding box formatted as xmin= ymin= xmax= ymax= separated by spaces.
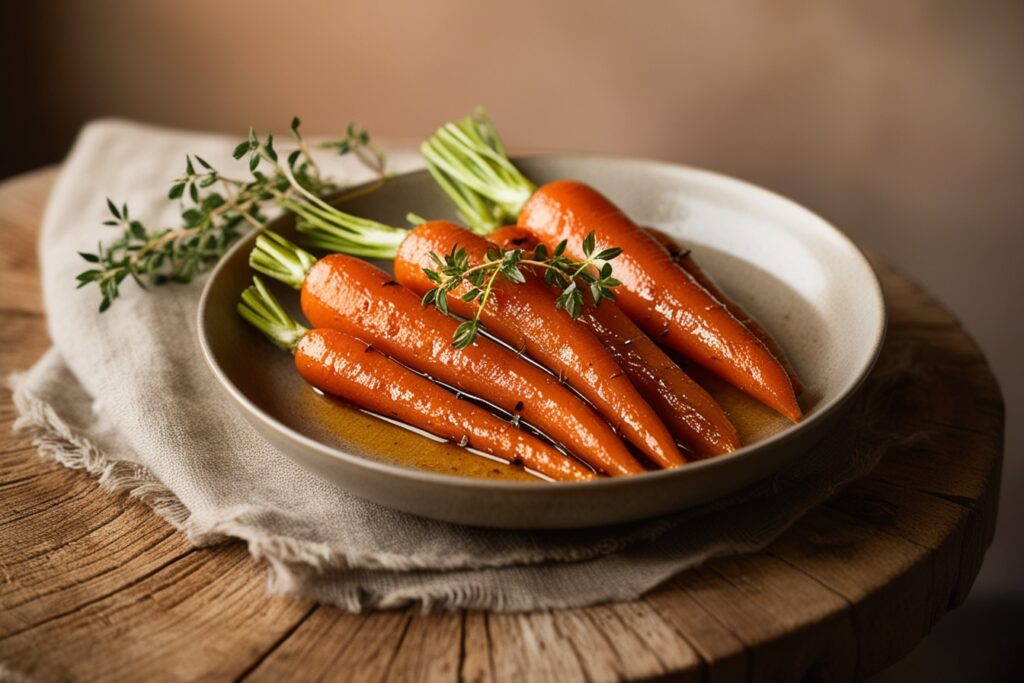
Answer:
xmin=250 ymin=232 xmax=644 ymax=476
xmin=420 ymin=109 xmax=801 ymax=421
xmin=489 ymin=226 xmax=740 ymax=457
xmin=237 ymin=278 xmax=594 ymax=482
xmin=519 ymin=181 xmax=803 ymax=423
xmin=394 ymin=220 xmax=688 ymax=468
xmin=642 ymin=226 xmax=803 ymax=395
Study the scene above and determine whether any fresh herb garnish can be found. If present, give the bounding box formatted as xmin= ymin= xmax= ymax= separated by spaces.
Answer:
xmin=422 ymin=231 xmax=622 ymax=349
xmin=76 ymin=118 xmax=386 ymax=312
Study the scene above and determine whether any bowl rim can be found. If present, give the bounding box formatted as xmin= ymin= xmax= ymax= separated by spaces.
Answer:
xmin=197 ymin=153 xmax=887 ymax=494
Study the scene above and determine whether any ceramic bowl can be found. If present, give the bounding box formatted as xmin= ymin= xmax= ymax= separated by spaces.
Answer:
xmin=197 ymin=156 xmax=885 ymax=528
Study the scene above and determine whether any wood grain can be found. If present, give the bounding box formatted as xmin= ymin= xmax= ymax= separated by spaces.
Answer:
xmin=0 ymin=168 xmax=1004 ymax=682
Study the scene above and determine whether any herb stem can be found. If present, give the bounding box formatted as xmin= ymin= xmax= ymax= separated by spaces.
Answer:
xmin=440 ymin=257 xmax=588 ymax=287
xmin=470 ymin=262 xmax=504 ymax=333
xmin=133 ymin=228 xmax=197 ymax=263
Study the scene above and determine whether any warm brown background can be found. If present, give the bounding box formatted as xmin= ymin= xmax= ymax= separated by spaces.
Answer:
xmin=3 ymin=1 xmax=1021 ymax=678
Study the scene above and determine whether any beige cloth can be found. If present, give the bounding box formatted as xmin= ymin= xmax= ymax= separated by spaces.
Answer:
xmin=9 ymin=120 xmax=903 ymax=611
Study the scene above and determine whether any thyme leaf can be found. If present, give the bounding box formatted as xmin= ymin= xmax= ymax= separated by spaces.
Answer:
xmin=421 ymin=231 xmax=621 ymax=349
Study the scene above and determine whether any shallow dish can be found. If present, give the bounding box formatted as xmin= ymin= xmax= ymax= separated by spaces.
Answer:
xmin=197 ymin=156 xmax=885 ymax=529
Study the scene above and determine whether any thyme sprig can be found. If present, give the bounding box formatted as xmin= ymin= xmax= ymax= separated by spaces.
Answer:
xmin=76 ymin=118 xmax=386 ymax=312
xmin=422 ymin=231 xmax=622 ymax=349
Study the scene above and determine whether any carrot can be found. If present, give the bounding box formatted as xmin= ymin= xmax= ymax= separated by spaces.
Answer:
xmin=237 ymin=278 xmax=594 ymax=482
xmin=250 ymin=232 xmax=644 ymax=476
xmin=518 ymin=181 xmax=802 ymax=422
xmin=394 ymin=220 xmax=688 ymax=468
xmin=420 ymin=109 xmax=801 ymax=421
xmin=489 ymin=226 xmax=740 ymax=457
xmin=641 ymin=226 xmax=803 ymax=395
xmin=299 ymin=333 xmax=595 ymax=481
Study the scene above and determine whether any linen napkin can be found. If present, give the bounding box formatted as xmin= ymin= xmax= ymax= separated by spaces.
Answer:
xmin=10 ymin=120 xmax=904 ymax=611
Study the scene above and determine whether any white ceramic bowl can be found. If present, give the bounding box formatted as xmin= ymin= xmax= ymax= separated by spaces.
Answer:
xmin=197 ymin=156 xmax=885 ymax=528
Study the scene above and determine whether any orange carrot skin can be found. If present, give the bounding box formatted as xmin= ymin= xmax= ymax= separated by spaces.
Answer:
xmin=488 ymin=226 xmax=537 ymax=249
xmin=295 ymin=329 xmax=594 ymax=481
xmin=394 ymin=221 xmax=686 ymax=469
xmin=642 ymin=226 xmax=803 ymax=395
xmin=578 ymin=299 xmax=740 ymax=457
xmin=300 ymin=254 xmax=644 ymax=476
xmin=489 ymin=227 xmax=740 ymax=458
xmin=519 ymin=180 xmax=803 ymax=423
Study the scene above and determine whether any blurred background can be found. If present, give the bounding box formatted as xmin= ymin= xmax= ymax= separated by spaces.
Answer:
xmin=2 ymin=0 xmax=1020 ymax=678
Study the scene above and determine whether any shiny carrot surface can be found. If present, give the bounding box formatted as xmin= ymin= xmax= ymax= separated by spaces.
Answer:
xmin=394 ymin=221 xmax=687 ymax=469
xmin=489 ymin=226 xmax=740 ymax=457
xmin=519 ymin=180 xmax=802 ymax=423
xmin=300 ymin=253 xmax=644 ymax=476
xmin=642 ymin=226 xmax=803 ymax=395
xmin=295 ymin=328 xmax=594 ymax=481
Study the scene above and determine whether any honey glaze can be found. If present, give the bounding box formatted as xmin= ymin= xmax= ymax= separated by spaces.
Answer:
xmin=296 ymin=386 xmax=538 ymax=482
xmin=681 ymin=364 xmax=794 ymax=450
xmin=291 ymin=356 xmax=794 ymax=481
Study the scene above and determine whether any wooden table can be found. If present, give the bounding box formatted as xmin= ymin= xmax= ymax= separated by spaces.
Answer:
xmin=0 ymin=169 xmax=1003 ymax=682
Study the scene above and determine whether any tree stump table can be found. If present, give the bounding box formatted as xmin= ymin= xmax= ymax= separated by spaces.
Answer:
xmin=0 ymin=168 xmax=1003 ymax=682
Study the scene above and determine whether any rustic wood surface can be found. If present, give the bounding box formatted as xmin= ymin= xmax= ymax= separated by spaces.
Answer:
xmin=0 ymin=168 xmax=1004 ymax=683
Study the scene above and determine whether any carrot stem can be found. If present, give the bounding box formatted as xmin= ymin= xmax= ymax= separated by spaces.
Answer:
xmin=237 ymin=276 xmax=309 ymax=351
xmin=275 ymin=160 xmax=407 ymax=259
xmin=279 ymin=198 xmax=405 ymax=259
xmin=249 ymin=230 xmax=318 ymax=290
xmin=421 ymin=108 xmax=535 ymax=232
xmin=424 ymin=159 xmax=501 ymax=234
